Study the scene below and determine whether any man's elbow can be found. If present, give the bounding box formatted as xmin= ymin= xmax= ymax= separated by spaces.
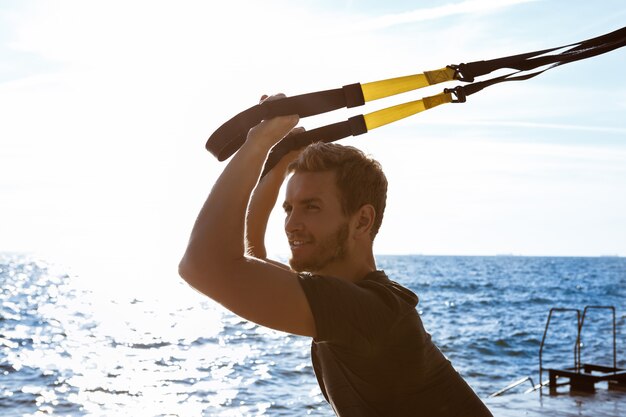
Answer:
xmin=177 ymin=256 xmax=194 ymax=283
xmin=177 ymin=253 xmax=246 ymax=297
xmin=178 ymin=250 xmax=212 ymax=284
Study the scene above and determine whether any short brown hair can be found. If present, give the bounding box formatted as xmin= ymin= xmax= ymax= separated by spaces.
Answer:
xmin=287 ymin=142 xmax=387 ymax=240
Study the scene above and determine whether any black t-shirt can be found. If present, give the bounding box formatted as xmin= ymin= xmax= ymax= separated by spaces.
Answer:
xmin=298 ymin=270 xmax=493 ymax=417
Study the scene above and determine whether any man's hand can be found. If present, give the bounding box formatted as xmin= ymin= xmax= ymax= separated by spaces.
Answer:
xmin=244 ymin=94 xmax=300 ymax=153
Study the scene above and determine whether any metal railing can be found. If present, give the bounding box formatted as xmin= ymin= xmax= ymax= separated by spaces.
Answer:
xmin=489 ymin=376 xmax=535 ymax=398
xmin=579 ymin=306 xmax=616 ymax=371
xmin=490 ymin=305 xmax=619 ymax=397
xmin=538 ymin=307 xmax=581 ymax=393
xmin=538 ymin=305 xmax=618 ymax=394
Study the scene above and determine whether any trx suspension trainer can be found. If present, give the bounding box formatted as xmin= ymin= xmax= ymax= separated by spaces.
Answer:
xmin=205 ymin=26 xmax=626 ymax=177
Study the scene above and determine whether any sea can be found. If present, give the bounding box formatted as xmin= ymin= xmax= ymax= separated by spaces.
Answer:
xmin=1 ymin=253 xmax=625 ymax=417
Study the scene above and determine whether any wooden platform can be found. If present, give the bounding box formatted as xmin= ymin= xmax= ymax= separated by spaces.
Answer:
xmin=485 ymin=388 xmax=625 ymax=417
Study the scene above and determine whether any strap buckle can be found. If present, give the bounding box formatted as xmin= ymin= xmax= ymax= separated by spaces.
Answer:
xmin=447 ymin=64 xmax=474 ymax=83
xmin=444 ymin=86 xmax=467 ymax=103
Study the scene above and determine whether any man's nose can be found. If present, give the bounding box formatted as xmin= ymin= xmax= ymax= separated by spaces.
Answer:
xmin=285 ymin=210 xmax=303 ymax=233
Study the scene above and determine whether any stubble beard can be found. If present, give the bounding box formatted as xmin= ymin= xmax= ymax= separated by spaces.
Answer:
xmin=289 ymin=222 xmax=349 ymax=274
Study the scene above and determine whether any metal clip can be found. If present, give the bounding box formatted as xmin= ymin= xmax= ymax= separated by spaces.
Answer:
xmin=444 ymin=86 xmax=467 ymax=103
xmin=447 ymin=64 xmax=474 ymax=83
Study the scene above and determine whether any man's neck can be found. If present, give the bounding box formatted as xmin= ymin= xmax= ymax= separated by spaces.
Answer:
xmin=313 ymin=251 xmax=377 ymax=283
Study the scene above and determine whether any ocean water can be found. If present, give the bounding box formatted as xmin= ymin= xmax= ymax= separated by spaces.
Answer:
xmin=1 ymin=253 xmax=625 ymax=416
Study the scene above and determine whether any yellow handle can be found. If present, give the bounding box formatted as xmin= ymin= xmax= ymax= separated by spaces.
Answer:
xmin=364 ymin=92 xmax=453 ymax=130
xmin=361 ymin=67 xmax=456 ymax=102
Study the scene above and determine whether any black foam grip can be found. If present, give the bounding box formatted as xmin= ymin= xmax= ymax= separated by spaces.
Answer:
xmin=205 ymin=105 xmax=265 ymax=160
xmin=206 ymin=87 xmax=355 ymax=161
xmin=260 ymin=116 xmax=368 ymax=179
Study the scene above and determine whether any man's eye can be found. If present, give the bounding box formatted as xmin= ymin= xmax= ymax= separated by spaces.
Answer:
xmin=307 ymin=205 xmax=319 ymax=210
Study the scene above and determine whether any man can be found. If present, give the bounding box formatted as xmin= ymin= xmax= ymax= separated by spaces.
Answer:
xmin=179 ymin=94 xmax=493 ymax=416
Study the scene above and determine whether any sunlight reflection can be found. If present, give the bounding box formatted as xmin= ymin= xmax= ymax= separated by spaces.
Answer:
xmin=2 ymin=254 xmax=321 ymax=416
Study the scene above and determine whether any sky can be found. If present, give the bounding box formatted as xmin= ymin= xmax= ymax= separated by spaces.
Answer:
xmin=1 ymin=0 xmax=625 ymax=287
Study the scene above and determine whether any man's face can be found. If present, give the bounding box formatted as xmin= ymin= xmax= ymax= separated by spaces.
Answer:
xmin=283 ymin=171 xmax=350 ymax=273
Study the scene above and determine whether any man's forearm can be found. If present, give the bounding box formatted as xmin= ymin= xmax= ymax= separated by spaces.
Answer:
xmin=246 ymin=142 xmax=304 ymax=261
xmin=179 ymin=110 xmax=299 ymax=284
xmin=245 ymin=171 xmax=284 ymax=259
xmin=182 ymin=139 xmax=271 ymax=274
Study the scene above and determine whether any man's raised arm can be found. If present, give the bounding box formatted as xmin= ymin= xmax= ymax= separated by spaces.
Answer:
xmin=178 ymin=95 xmax=316 ymax=337
xmin=245 ymin=130 xmax=303 ymax=267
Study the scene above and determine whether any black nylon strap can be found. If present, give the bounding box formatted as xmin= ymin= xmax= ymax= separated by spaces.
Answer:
xmin=446 ymin=68 xmax=548 ymax=101
xmin=444 ymin=25 xmax=626 ymax=101
xmin=453 ymin=26 xmax=626 ymax=83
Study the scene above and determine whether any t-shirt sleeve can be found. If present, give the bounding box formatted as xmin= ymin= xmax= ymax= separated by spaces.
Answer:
xmin=297 ymin=273 xmax=400 ymax=351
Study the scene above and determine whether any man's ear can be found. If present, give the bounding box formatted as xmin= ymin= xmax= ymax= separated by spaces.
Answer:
xmin=352 ymin=204 xmax=376 ymax=239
